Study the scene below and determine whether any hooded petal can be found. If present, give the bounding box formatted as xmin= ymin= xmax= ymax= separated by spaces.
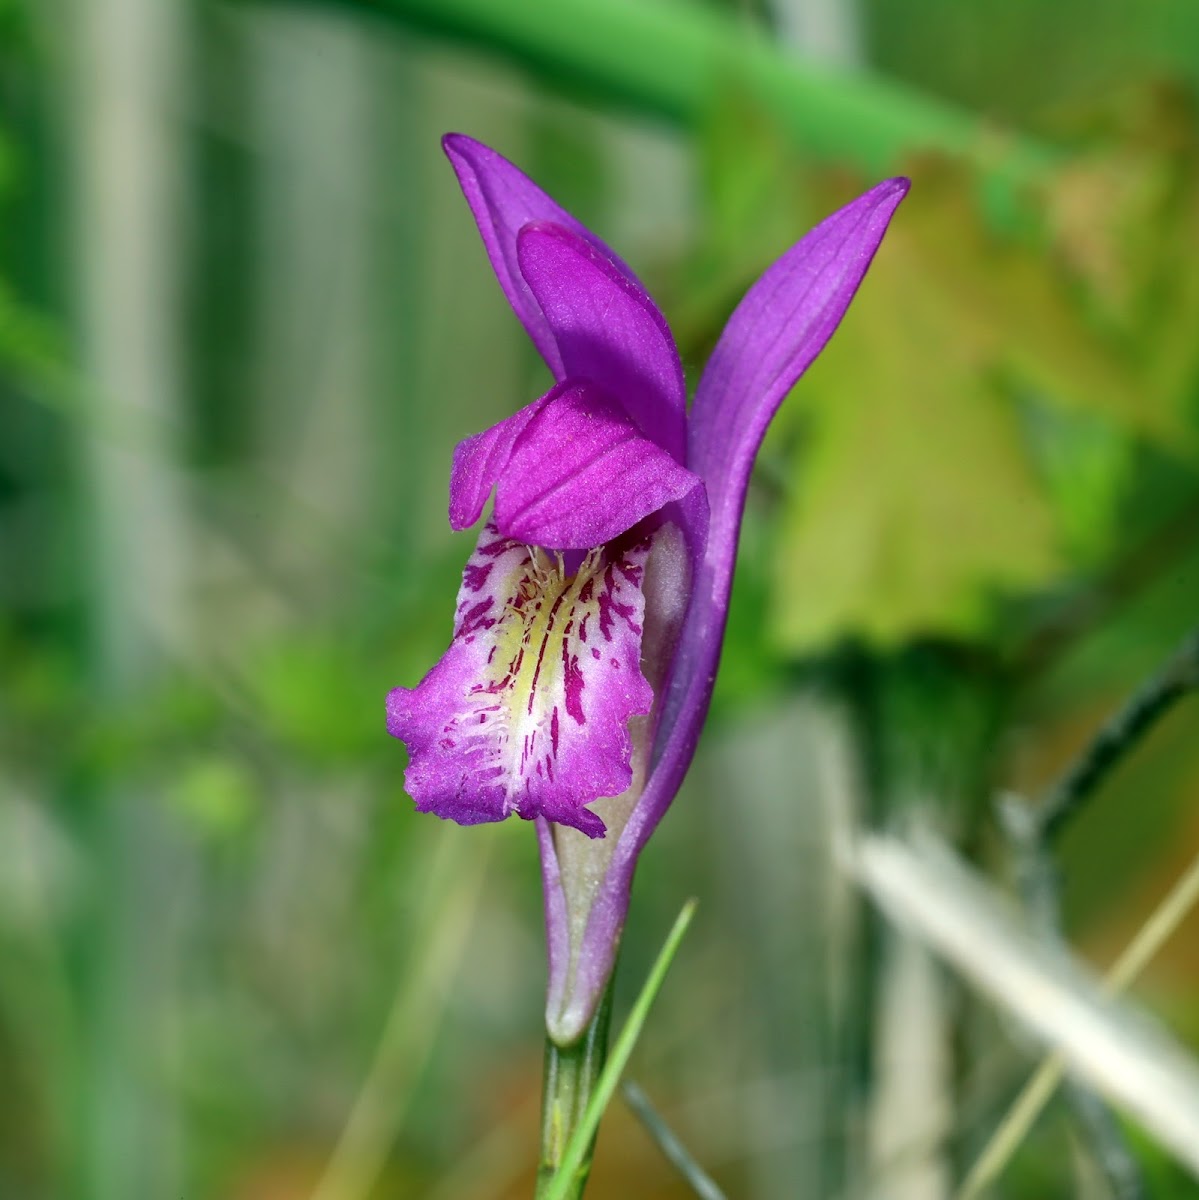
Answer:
xmin=448 ymin=392 xmax=551 ymax=532
xmin=443 ymin=133 xmax=643 ymax=379
xmin=542 ymin=179 xmax=909 ymax=1040
xmin=388 ymin=523 xmax=655 ymax=838
xmin=448 ymin=379 xmax=701 ymax=551
xmin=516 ymin=222 xmax=686 ymax=459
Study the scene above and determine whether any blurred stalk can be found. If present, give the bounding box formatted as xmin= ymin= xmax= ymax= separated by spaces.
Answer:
xmin=68 ymin=0 xmax=189 ymax=681
xmin=622 ymin=1079 xmax=728 ymax=1200
xmin=770 ymin=0 xmax=861 ymax=69
xmin=311 ymin=829 xmax=489 ymax=1200
xmin=837 ymin=645 xmax=1003 ymax=1200
xmin=989 ymin=624 xmax=1199 ymax=1197
xmin=265 ymin=0 xmax=1057 ymax=190
xmin=536 ymin=982 xmax=614 ymax=1200
xmin=855 ymin=831 xmax=1199 ymax=1180
xmin=61 ymin=0 xmax=190 ymax=1195
xmin=243 ymin=7 xmax=377 ymax=573
xmin=708 ymin=699 xmax=853 ymax=1197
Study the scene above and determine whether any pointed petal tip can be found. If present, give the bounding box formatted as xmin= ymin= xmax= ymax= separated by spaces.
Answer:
xmin=441 ymin=132 xmax=508 ymax=184
xmin=865 ymin=175 xmax=911 ymax=211
xmin=441 ymin=130 xmax=475 ymax=158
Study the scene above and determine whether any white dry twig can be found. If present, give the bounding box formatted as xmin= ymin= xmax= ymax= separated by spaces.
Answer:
xmin=849 ymin=829 xmax=1199 ymax=1180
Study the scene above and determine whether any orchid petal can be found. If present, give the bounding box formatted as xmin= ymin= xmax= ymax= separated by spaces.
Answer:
xmin=493 ymin=380 xmax=700 ymax=550
xmin=388 ymin=523 xmax=655 ymax=839
xmin=516 ymin=221 xmax=686 ymax=459
xmin=442 ymin=134 xmax=641 ymax=378
xmin=545 ymin=179 xmax=909 ymax=1039
xmin=448 ymin=393 xmax=550 ymax=532
xmin=448 ymin=380 xmax=700 ymax=549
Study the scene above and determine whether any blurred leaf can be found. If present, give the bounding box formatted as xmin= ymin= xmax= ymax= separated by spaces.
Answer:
xmin=904 ymin=160 xmax=1192 ymax=450
xmin=1020 ymin=398 xmax=1136 ymax=563
xmin=79 ymin=677 xmax=222 ymax=778
xmin=769 ymin=144 xmax=1199 ymax=652
xmin=699 ymin=87 xmax=816 ymax=274
xmin=310 ymin=0 xmax=1054 ymax=186
xmin=1048 ymin=85 xmax=1199 ymax=435
xmin=0 ymin=280 xmax=84 ymax=416
xmin=662 ymin=88 xmax=816 ymax=359
xmin=771 ymin=223 xmax=1061 ymax=651
xmin=248 ymin=637 xmax=379 ymax=762
xmin=165 ymin=753 xmax=258 ymax=839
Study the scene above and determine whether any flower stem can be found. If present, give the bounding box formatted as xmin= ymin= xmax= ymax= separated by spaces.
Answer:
xmin=535 ymin=980 xmax=614 ymax=1200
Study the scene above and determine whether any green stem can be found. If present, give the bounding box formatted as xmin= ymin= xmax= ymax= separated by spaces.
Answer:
xmin=266 ymin=0 xmax=1056 ymax=189
xmin=535 ymin=981 xmax=614 ymax=1200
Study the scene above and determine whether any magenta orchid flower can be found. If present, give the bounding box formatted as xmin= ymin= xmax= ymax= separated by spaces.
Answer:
xmin=388 ymin=135 xmax=907 ymax=1043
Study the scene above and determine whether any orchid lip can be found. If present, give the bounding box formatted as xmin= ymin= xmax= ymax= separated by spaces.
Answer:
xmin=388 ymin=523 xmax=655 ymax=839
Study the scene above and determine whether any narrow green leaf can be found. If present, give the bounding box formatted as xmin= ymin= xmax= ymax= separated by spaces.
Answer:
xmin=541 ymin=898 xmax=698 ymax=1200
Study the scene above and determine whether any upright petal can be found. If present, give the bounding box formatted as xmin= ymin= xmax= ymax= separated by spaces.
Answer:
xmin=517 ymin=222 xmax=686 ymax=460
xmin=443 ymin=134 xmax=642 ymax=378
xmin=448 ymin=379 xmax=700 ymax=549
xmin=387 ymin=523 xmax=655 ymax=838
xmin=689 ymin=177 xmax=910 ymax=577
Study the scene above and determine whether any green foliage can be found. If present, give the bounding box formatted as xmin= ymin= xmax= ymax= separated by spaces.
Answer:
xmin=165 ymin=753 xmax=259 ymax=839
xmin=248 ymin=636 xmax=383 ymax=763
xmin=539 ymin=899 xmax=696 ymax=1200
xmin=766 ymin=152 xmax=1199 ymax=652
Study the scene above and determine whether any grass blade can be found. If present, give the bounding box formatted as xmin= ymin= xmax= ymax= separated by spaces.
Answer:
xmin=311 ymin=829 xmax=488 ymax=1200
xmin=541 ymin=898 xmax=698 ymax=1200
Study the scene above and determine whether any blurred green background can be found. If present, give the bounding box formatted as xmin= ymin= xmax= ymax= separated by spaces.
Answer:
xmin=3 ymin=0 xmax=1199 ymax=1196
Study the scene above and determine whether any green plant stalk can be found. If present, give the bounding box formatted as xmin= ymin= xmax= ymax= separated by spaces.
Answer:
xmin=271 ymin=0 xmax=1057 ymax=189
xmin=536 ymin=981 xmax=614 ymax=1199
xmin=540 ymin=898 xmax=698 ymax=1200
